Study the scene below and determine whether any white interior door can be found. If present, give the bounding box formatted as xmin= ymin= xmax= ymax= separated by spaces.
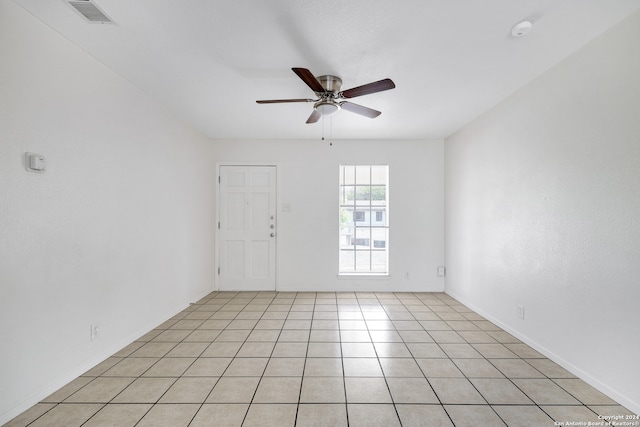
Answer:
xmin=218 ymin=165 xmax=277 ymax=291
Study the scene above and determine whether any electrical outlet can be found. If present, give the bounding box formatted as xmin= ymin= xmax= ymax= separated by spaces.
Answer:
xmin=404 ymin=272 xmax=410 ymax=279
xmin=516 ymin=305 xmax=525 ymax=320
xmin=25 ymin=152 xmax=46 ymax=173
xmin=437 ymin=266 xmax=446 ymax=277
xmin=90 ymin=324 xmax=100 ymax=341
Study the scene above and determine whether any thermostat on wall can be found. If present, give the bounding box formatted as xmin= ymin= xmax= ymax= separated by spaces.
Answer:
xmin=25 ymin=152 xmax=46 ymax=173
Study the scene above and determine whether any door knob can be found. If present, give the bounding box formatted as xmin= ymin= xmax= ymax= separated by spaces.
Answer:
xmin=270 ymin=224 xmax=275 ymax=229
xmin=270 ymin=233 xmax=275 ymax=238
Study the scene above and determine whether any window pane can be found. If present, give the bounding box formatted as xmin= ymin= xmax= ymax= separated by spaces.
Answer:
xmin=343 ymin=165 xmax=355 ymax=185
xmin=342 ymin=185 xmax=356 ymax=205
xmin=370 ymin=186 xmax=386 ymax=206
xmin=355 ymin=186 xmax=371 ymax=202
xmin=371 ymin=186 xmax=386 ymax=201
xmin=371 ymin=166 xmax=387 ymax=185
xmin=340 ymin=208 xmax=354 ymax=227
xmin=340 ymin=250 xmax=355 ymax=272
xmin=371 ymin=251 xmax=387 ymax=272
xmin=355 ymin=227 xmax=371 ymax=248
xmin=355 ymin=166 xmax=370 ymax=185
xmin=372 ymin=228 xmax=387 ymax=248
xmin=355 ymin=251 xmax=371 ymax=271
xmin=339 ymin=224 xmax=354 ymax=249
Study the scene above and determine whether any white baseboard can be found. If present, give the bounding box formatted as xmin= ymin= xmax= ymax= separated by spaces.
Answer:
xmin=445 ymin=290 xmax=639 ymax=416
xmin=0 ymin=290 xmax=211 ymax=426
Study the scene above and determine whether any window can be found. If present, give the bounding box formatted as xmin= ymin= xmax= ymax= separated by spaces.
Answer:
xmin=339 ymin=165 xmax=389 ymax=275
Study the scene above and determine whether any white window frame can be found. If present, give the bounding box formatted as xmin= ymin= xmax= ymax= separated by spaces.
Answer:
xmin=338 ymin=165 xmax=389 ymax=276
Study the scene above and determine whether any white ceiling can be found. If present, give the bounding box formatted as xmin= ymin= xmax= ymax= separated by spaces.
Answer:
xmin=14 ymin=0 xmax=640 ymax=140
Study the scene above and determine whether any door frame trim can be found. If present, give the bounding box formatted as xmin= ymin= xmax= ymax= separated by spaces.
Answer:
xmin=214 ymin=163 xmax=279 ymax=291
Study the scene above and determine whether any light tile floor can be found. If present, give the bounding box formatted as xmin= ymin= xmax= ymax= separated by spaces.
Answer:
xmin=5 ymin=292 xmax=636 ymax=427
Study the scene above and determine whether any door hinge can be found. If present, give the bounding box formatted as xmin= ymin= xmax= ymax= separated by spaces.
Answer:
xmin=217 ymin=267 xmax=220 ymax=275
xmin=218 ymin=221 xmax=220 ymax=229
xmin=218 ymin=176 xmax=221 ymax=184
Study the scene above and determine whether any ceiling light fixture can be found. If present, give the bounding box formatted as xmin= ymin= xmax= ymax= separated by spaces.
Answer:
xmin=314 ymin=100 xmax=341 ymax=116
xmin=511 ymin=20 xmax=533 ymax=37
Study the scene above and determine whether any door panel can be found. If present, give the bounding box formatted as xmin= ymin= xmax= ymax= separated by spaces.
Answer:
xmin=219 ymin=166 xmax=276 ymax=291
xmin=225 ymin=240 xmax=245 ymax=278
xmin=226 ymin=193 xmax=246 ymax=230
xmin=251 ymin=241 xmax=270 ymax=277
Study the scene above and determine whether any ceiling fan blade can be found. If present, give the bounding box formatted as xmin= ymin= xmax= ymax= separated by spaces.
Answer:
xmin=256 ymin=98 xmax=315 ymax=104
xmin=306 ymin=110 xmax=321 ymax=124
xmin=292 ymin=67 xmax=325 ymax=93
xmin=340 ymin=101 xmax=382 ymax=118
xmin=341 ymin=78 xmax=395 ymax=99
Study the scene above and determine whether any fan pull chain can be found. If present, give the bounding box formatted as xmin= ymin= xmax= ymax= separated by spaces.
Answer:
xmin=329 ymin=116 xmax=333 ymax=146
xmin=320 ymin=114 xmax=333 ymax=146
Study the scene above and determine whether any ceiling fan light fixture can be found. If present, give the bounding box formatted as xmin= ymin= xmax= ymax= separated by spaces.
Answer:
xmin=315 ymin=100 xmax=341 ymax=116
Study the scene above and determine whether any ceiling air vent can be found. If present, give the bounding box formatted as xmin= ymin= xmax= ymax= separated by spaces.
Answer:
xmin=67 ymin=0 xmax=114 ymax=24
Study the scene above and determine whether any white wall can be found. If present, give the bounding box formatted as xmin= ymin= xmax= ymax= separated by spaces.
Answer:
xmin=0 ymin=2 xmax=215 ymax=423
xmin=445 ymin=10 xmax=640 ymax=414
xmin=212 ymin=139 xmax=445 ymax=292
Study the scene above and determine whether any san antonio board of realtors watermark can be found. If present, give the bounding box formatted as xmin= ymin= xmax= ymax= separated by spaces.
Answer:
xmin=554 ymin=414 xmax=639 ymax=426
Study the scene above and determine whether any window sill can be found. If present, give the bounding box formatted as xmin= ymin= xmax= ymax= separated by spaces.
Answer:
xmin=337 ymin=274 xmax=390 ymax=280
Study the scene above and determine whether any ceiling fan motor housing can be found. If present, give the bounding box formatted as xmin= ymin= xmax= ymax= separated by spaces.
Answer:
xmin=316 ymin=75 xmax=343 ymax=94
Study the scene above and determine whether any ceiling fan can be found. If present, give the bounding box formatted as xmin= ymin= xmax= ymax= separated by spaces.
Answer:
xmin=256 ymin=68 xmax=395 ymax=124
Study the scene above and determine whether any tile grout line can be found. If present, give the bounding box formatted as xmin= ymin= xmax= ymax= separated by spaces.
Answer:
xmin=432 ymin=292 xmax=508 ymax=426
xmin=147 ymin=293 xmax=228 ymax=426
xmin=373 ymin=292 xmax=404 ymax=426
xmin=13 ymin=291 xmax=633 ymax=427
xmin=232 ymin=292 xmax=282 ymax=426
xmin=338 ymin=294 xmax=350 ymax=427
xmin=188 ymin=290 xmax=250 ymax=427
xmin=405 ymin=292 xmax=456 ymax=427
xmin=239 ymin=291 xmax=299 ymax=426
xmin=293 ymin=292 xmax=316 ymax=427
xmin=393 ymin=292 xmax=456 ymax=426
